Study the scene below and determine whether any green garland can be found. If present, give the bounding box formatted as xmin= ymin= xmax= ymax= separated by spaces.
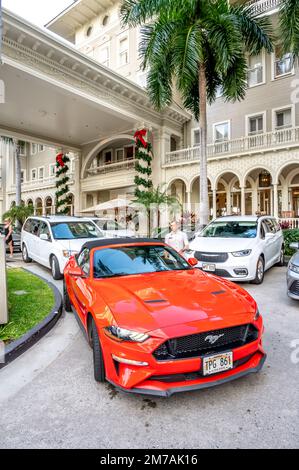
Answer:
xmin=55 ymin=153 xmax=71 ymax=215
xmin=134 ymin=129 xmax=153 ymax=199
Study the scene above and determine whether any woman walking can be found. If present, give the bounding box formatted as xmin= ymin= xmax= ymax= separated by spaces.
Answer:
xmin=4 ymin=218 xmax=14 ymax=258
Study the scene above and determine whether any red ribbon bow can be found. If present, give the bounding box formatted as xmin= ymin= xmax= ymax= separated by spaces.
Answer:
xmin=134 ymin=129 xmax=148 ymax=149
xmin=56 ymin=153 xmax=65 ymax=167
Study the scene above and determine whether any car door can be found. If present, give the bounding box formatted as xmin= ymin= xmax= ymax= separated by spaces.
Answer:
xmin=37 ymin=221 xmax=53 ymax=267
xmin=262 ymin=218 xmax=277 ymax=267
xmin=26 ymin=219 xmax=41 ymax=260
xmin=69 ymin=248 xmax=91 ymax=324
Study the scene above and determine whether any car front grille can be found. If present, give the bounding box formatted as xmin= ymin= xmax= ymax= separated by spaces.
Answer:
xmin=153 ymin=324 xmax=259 ymax=361
xmin=194 ymin=251 xmax=228 ymax=263
xmin=290 ymin=280 xmax=299 ymax=296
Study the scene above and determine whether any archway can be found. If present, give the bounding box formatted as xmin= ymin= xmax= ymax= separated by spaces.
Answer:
xmin=35 ymin=197 xmax=43 ymax=216
xmin=45 ymin=196 xmax=53 ymax=216
xmin=276 ymin=163 xmax=299 ymax=218
xmin=244 ymin=167 xmax=274 ymax=216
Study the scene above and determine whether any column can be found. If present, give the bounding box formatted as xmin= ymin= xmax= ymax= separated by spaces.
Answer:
xmin=212 ymin=189 xmax=217 ymax=219
xmin=226 ymin=190 xmax=231 ymax=216
xmin=241 ymin=186 xmax=246 ymax=216
xmin=186 ymin=191 xmax=191 ymax=214
xmin=273 ymin=183 xmax=279 ymax=218
xmin=73 ymin=153 xmax=81 ymax=216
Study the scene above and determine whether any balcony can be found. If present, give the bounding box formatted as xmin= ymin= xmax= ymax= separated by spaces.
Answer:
xmin=86 ymin=159 xmax=136 ymax=176
xmin=82 ymin=159 xmax=136 ymax=192
xmin=164 ymin=127 xmax=299 ymax=166
xmin=9 ymin=173 xmax=74 ymax=193
xmin=246 ymin=0 xmax=283 ymax=16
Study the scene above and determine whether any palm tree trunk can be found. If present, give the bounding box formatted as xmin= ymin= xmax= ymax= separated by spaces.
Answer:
xmin=198 ymin=63 xmax=209 ymax=227
xmin=14 ymin=139 xmax=21 ymax=206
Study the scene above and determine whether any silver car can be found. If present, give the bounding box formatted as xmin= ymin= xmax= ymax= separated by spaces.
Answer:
xmin=287 ymin=242 xmax=299 ymax=300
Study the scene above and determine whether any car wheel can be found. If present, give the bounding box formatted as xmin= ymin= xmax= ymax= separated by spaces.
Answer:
xmin=50 ymin=255 xmax=63 ymax=280
xmin=22 ymin=244 xmax=32 ymax=263
xmin=276 ymin=247 xmax=285 ymax=267
xmin=252 ymin=256 xmax=265 ymax=285
xmin=63 ymin=280 xmax=72 ymax=312
xmin=91 ymin=319 xmax=106 ymax=383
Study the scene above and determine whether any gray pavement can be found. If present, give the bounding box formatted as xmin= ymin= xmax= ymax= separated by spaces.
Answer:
xmin=0 ymin=261 xmax=298 ymax=449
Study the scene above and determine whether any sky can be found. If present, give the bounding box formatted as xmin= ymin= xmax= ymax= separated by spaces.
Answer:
xmin=2 ymin=0 xmax=75 ymax=26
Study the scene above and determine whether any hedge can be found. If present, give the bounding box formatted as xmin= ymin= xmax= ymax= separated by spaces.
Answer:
xmin=283 ymin=229 xmax=299 ymax=257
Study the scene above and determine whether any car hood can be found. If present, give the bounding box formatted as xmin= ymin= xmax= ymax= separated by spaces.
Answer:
xmin=189 ymin=236 xmax=256 ymax=253
xmin=290 ymin=251 xmax=299 ymax=266
xmin=58 ymin=238 xmax=103 ymax=252
xmin=91 ymin=270 xmax=256 ymax=334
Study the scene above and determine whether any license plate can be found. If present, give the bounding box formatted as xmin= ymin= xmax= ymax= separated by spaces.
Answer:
xmin=202 ymin=263 xmax=216 ymax=272
xmin=202 ymin=351 xmax=233 ymax=376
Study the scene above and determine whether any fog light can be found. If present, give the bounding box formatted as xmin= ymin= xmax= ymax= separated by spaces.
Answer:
xmin=112 ymin=354 xmax=149 ymax=366
xmin=234 ymin=268 xmax=248 ymax=276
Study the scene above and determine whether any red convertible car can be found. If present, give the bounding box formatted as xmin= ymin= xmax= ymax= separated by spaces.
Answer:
xmin=64 ymin=239 xmax=266 ymax=397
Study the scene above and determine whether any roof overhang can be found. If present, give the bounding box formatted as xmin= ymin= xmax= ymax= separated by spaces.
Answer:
xmin=0 ymin=9 xmax=190 ymax=150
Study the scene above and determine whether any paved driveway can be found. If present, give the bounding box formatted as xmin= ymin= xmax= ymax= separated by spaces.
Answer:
xmin=0 ymin=262 xmax=298 ymax=449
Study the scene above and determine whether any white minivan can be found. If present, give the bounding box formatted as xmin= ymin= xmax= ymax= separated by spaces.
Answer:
xmin=21 ymin=216 xmax=103 ymax=280
xmin=185 ymin=215 xmax=284 ymax=284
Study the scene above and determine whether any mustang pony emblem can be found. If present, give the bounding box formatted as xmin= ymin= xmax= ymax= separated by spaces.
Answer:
xmin=204 ymin=334 xmax=225 ymax=344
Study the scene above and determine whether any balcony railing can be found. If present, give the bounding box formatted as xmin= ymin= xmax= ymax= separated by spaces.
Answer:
xmin=10 ymin=173 xmax=74 ymax=192
xmin=165 ymin=127 xmax=299 ymax=166
xmin=247 ymin=0 xmax=282 ymax=15
xmin=87 ymin=159 xmax=136 ymax=176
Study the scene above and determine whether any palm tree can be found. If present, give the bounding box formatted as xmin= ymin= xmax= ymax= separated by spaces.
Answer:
xmin=279 ymin=0 xmax=299 ymax=56
xmin=1 ymin=137 xmax=22 ymax=207
xmin=121 ymin=0 xmax=274 ymax=226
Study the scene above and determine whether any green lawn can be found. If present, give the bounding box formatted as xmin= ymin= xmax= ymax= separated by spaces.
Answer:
xmin=0 ymin=268 xmax=55 ymax=342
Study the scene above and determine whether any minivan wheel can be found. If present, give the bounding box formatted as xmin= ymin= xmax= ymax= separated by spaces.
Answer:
xmin=91 ymin=319 xmax=106 ymax=383
xmin=22 ymin=244 xmax=32 ymax=263
xmin=50 ymin=255 xmax=63 ymax=280
xmin=252 ymin=256 xmax=265 ymax=285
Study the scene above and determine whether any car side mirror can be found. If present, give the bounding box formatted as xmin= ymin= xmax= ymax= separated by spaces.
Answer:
xmin=40 ymin=233 xmax=50 ymax=241
xmin=188 ymin=257 xmax=198 ymax=267
xmin=68 ymin=266 xmax=85 ymax=278
xmin=265 ymin=232 xmax=274 ymax=239
xmin=290 ymin=242 xmax=299 ymax=251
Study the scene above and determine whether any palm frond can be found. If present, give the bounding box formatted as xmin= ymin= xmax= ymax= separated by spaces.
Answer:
xmin=279 ymin=0 xmax=299 ymax=56
xmin=120 ymin=0 xmax=184 ymax=27
xmin=221 ymin=54 xmax=247 ymax=102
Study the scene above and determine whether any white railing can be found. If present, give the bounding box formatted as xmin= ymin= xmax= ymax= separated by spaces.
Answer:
xmin=247 ymin=0 xmax=282 ymax=15
xmin=165 ymin=127 xmax=299 ymax=166
xmin=87 ymin=159 xmax=136 ymax=176
xmin=279 ymin=218 xmax=299 ymax=230
xmin=10 ymin=173 xmax=74 ymax=191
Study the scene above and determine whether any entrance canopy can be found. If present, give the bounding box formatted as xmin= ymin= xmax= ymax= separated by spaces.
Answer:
xmin=0 ymin=8 xmax=189 ymax=150
xmin=81 ymin=197 xmax=134 ymax=213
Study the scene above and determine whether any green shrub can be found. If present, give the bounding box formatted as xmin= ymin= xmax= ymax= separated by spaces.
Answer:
xmin=283 ymin=229 xmax=299 ymax=257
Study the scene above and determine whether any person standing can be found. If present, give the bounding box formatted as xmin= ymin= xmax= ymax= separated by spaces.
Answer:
xmin=4 ymin=218 xmax=14 ymax=258
xmin=165 ymin=220 xmax=189 ymax=255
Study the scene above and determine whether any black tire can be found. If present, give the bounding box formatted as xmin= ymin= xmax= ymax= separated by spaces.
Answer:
xmin=22 ymin=244 xmax=32 ymax=263
xmin=50 ymin=255 xmax=63 ymax=280
xmin=276 ymin=246 xmax=285 ymax=267
xmin=91 ymin=319 xmax=106 ymax=383
xmin=63 ymin=280 xmax=72 ymax=312
xmin=252 ymin=256 xmax=265 ymax=285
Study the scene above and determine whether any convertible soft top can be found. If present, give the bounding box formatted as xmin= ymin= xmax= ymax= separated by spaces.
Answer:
xmin=82 ymin=238 xmax=164 ymax=251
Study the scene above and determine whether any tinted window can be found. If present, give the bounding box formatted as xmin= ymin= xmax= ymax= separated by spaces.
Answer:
xmin=77 ymin=248 xmax=90 ymax=276
xmin=51 ymin=222 xmax=102 ymax=240
xmin=93 ymin=245 xmax=190 ymax=278
xmin=23 ymin=219 xmax=33 ymax=233
xmin=264 ymin=219 xmax=276 ymax=234
xmin=30 ymin=219 xmax=41 ymax=236
xmin=201 ymin=221 xmax=257 ymax=239
xmin=38 ymin=222 xmax=51 ymax=240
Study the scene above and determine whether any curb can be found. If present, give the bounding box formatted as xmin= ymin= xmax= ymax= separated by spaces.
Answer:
xmin=0 ymin=270 xmax=63 ymax=369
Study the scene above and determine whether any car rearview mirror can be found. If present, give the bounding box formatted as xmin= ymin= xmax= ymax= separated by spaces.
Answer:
xmin=289 ymin=242 xmax=299 ymax=251
xmin=188 ymin=257 xmax=198 ymax=267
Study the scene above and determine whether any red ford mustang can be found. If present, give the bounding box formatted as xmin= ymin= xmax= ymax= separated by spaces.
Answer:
xmin=64 ymin=239 xmax=266 ymax=397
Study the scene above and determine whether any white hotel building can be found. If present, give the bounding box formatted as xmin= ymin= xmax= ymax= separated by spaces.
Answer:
xmin=0 ymin=0 xmax=299 ymax=228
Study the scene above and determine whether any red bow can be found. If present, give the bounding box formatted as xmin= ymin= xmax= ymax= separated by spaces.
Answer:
xmin=56 ymin=153 xmax=65 ymax=167
xmin=134 ymin=129 xmax=148 ymax=148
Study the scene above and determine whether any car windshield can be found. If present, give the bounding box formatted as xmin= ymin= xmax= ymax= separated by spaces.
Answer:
xmin=200 ymin=221 xmax=257 ymax=239
xmin=51 ymin=222 xmax=102 ymax=240
xmin=93 ymin=245 xmax=191 ymax=278
xmin=94 ymin=219 xmax=125 ymax=231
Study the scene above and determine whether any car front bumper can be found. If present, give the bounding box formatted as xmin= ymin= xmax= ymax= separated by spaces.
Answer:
xmin=287 ymin=267 xmax=299 ymax=300
xmin=100 ymin=318 xmax=266 ymax=397
xmin=185 ymin=255 xmax=256 ymax=282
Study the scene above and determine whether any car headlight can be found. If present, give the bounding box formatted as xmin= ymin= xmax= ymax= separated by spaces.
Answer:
xmin=104 ymin=326 xmax=149 ymax=343
xmin=231 ymin=249 xmax=252 ymax=257
xmin=62 ymin=250 xmax=78 ymax=258
xmin=289 ymin=263 xmax=299 ymax=274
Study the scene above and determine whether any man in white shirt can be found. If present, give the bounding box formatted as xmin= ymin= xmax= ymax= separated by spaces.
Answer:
xmin=165 ymin=221 xmax=189 ymax=255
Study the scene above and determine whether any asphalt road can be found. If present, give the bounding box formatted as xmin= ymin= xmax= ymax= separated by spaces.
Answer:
xmin=0 ymin=260 xmax=298 ymax=449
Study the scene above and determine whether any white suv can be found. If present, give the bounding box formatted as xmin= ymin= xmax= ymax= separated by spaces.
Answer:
xmin=21 ymin=216 xmax=103 ymax=280
xmin=185 ymin=216 xmax=284 ymax=284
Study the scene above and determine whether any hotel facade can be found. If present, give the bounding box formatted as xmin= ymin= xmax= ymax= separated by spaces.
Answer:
xmin=0 ymin=0 xmax=299 ymax=228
